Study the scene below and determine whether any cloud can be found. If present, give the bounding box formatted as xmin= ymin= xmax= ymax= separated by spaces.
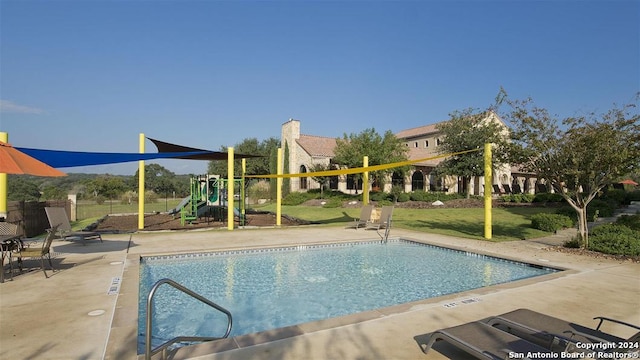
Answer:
xmin=0 ymin=99 xmax=44 ymax=114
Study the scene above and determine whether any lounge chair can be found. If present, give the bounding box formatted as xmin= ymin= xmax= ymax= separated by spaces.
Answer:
xmin=45 ymin=207 xmax=102 ymax=244
xmin=11 ymin=225 xmax=59 ymax=278
xmin=345 ymin=205 xmax=373 ymax=229
xmin=365 ymin=205 xmax=393 ymax=230
xmin=422 ymin=321 xmax=556 ymax=359
xmin=487 ymin=308 xmax=640 ymax=352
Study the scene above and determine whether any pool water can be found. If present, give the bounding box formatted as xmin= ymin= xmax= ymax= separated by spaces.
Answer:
xmin=138 ymin=239 xmax=558 ymax=353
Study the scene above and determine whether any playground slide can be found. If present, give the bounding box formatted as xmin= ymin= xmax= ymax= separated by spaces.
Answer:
xmin=169 ymin=196 xmax=191 ymax=215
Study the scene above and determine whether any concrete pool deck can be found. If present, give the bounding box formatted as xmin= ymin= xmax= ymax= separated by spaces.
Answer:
xmin=1 ymin=226 xmax=638 ymax=360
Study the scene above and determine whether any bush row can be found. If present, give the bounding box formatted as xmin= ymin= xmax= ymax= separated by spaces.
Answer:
xmin=530 ymin=213 xmax=574 ymax=232
xmin=588 ymin=224 xmax=640 ymax=256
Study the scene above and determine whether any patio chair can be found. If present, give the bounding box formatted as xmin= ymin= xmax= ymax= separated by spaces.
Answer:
xmin=487 ymin=308 xmax=640 ymax=352
xmin=11 ymin=225 xmax=59 ymax=278
xmin=365 ymin=205 xmax=394 ymax=230
xmin=345 ymin=204 xmax=373 ymax=229
xmin=422 ymin=321 xmax=556 ymax=359
xmin=45 ymin=207 xmax=102 ymax=245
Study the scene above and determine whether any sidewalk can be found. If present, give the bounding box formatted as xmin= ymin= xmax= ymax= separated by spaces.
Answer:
xmin=1 ymin=215 xmax=638 ymax=360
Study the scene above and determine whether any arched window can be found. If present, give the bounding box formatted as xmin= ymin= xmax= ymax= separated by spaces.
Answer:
xmin=392 ymin=171 xmax=404 ymax=187
xmin=299 ymin=165 xmax=308 ymax=190
xmin=424 ymin=140 xmax=429 ymax=148
xmin=411 ymin=171 xmax=424 ymax=191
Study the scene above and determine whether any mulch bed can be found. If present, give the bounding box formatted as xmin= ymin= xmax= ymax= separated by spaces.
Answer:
xmin=91 ymin=199 xmax=548 ymax=233
xmin=93 ymin=211 xmax=306 ymax=233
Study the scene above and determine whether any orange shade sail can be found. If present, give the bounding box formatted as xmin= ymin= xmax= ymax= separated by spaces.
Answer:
xmin=0 ymin=141 xmax=66 ymax=177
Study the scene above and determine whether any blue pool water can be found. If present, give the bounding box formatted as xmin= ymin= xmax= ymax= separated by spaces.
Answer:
xmin=138 ymin=239 xmax=558 ymax=353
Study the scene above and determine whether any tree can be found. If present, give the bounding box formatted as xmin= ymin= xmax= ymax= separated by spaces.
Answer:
xmin=41 ymin=185 xmax=67 ymax=200
xmin=502 ymin=94 xmax=640 ymax=248
xmin=436 ymin=107 xmax=511 ymax=198
xmin=7 ymin=178 xmax=41 ymax=201
xmin=85 ymin=175 xmax=128 ymax=202
xmin=135 ymin=164 xmax=177 ymax=197
xmin=332 ymin=128 xmax=408 ymax=190
xmin=207 ymin=137 xmax=277 ymax=177
xmin=307 ymin=163 xmax=332 ymax=198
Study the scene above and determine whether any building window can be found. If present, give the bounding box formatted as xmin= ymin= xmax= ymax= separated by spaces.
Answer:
xmin=424 ymin=140 xmax=429 ymax=148
xmin=411 ymin=171 xmax=424 ymax=191
xmin=392 ymin=171 xmax=404 ymax=187
xmin=414 ymin=142 xmax=418 ymax=148
xmin=347 ymin=174 xmax=362 ymax=191
xmin=436 ymin=138 xmax=442 ymax=146
xmin=299 ymin=165 xmax=307 ymax=190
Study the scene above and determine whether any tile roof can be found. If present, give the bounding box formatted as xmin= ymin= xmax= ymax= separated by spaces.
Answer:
xmin=405 ymin=147 xmax=444 ymax=166
xmin=395 ymin=122 xmax=444 ymax=139
xmin=297 ymin=134 xmax=337 ymax=157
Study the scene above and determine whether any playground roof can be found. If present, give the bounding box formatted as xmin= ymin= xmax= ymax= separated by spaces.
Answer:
xmin=16 ymin=138 xmax=261 ymax=169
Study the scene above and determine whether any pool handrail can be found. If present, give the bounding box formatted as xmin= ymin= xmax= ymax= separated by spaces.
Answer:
xmin=145 ymin=278 xmax=233 ymax=360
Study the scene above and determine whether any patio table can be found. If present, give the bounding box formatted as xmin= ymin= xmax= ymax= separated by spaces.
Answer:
xmin=1 ymin=235 xmax=22 ymax=283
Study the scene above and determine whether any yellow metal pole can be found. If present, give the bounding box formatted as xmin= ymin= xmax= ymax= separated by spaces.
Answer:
xmin=484 ymin=143 xmax=492 ymax=239
xmin=276 ymin=148 xmax=282 ymax=226
xmin=138 ymin=133 xmax=145 ymax=230
xmin=241 ymin=158 xmax=246 ymax=227
xmin=227 ymin=147 xmax=234 ymax=230
xmin=363 ymin=156 xmax=369 ymax=205
xmin=0 ymin=132 xmax=8 ymax=219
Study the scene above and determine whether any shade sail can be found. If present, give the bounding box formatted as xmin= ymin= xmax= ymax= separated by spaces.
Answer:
xmin=14 ymin=138 xmax=262 ymax=169
xmin=0 ymin=142 xmax=67 ymax=176
xmin=148 ymin=138 xmax=263 ymax=160
xmin=16 ymin=147 xmax=212 ymax=168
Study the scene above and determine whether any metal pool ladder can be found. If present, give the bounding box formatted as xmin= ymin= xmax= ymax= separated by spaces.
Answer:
xmin=145 ymin=278 xmax=233 ymax=360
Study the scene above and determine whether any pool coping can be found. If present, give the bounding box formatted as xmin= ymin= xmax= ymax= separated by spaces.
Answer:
xmin=104 ymin=236 xmax=573 ymax=360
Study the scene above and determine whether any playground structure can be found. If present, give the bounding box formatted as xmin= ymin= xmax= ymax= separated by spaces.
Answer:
xmin=173 ymin=175 xmax=246 ymax=226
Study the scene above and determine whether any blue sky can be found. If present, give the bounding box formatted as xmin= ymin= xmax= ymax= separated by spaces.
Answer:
xmin=1 ymin=0 xmax=638 ymax=175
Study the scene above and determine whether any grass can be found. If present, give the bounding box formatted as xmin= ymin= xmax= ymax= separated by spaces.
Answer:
xmin=74 ymin=199 xmax=557 ymax=242
xmin=255 ymin=204 xmax=556 ymax=241
xmin=76 ymin=199 xmax=182 ymax=219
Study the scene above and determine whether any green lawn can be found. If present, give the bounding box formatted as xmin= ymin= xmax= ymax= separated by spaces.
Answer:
xmin=74 ymin=199 xmax=557 ymax=242
xmin=256 ymin=204 xmax=557 ymax=242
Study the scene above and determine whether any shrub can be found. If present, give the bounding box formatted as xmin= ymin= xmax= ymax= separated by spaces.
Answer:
xmin=530 ymin=213 xmax=574 ymax=232
xmin=282 ymin=192 xmax=314 ymax=205
xmin=532 ymin=193 xmax=565 ymax=203
xmin=563 ymin=237 xmax=582 ymax=248
xmin=247 ymin=180 xmax=270 ymax=201
xmin=589 ymin=224 xmax=640 ymax=256
xmin=409 ymin=190 xmax=428 ymax=201
xmin=321 ymin=198 xmax=342 ymax=208
xmin=370 ymin=191 xmax=391 ymax=202
xmin=587 ymin=199 xmax=616 ymax=218
xmin=616 ymin=214 xmax=640 ymax=231
xmin=626 ymin=190 xmax=640 ymax=202
xmin=601 ymin=189 xmax=626 ymax=206
xmin=397 ymin=192 xmax=411 ymax=202
xmin=502 ymin=194 xmax=535 ymax=203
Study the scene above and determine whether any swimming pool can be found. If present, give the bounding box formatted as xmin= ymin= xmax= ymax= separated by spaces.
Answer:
xmin=138 ymin=239 xmax=559 ymax=353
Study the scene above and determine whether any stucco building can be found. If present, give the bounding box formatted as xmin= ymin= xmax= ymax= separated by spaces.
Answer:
xmin=281 ymin=117 xmax=539 ymax=196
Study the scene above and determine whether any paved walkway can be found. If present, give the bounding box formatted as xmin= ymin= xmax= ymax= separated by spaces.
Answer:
xmin=0 ymin=206 xmax=638 ymax=360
